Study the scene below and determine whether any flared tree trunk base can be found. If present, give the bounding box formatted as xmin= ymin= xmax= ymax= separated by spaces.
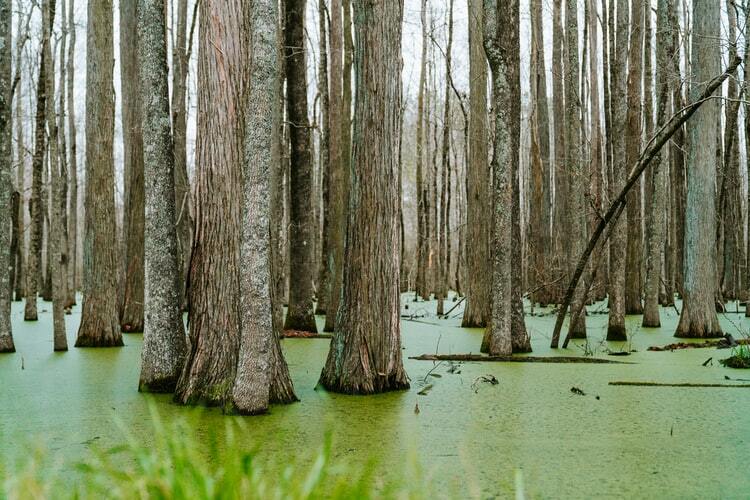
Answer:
xmin=0 ymin=336 xmax=15 ymax=352
xmin=319 ymin=369 xmax=410 ymax=396
xmin=283 ymin=314 xmax=317 ymax=334
xmin=75 ymin=316 xmax=123 ymax=347
xmin=139 ymin=375 xmax=179 ymax=394
xmin=606 ymin=324 xmax=627 ymax=341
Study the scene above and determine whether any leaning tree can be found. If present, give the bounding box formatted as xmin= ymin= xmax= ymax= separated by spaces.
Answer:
xmin=319 ymin=0 xmax=409 ymax=394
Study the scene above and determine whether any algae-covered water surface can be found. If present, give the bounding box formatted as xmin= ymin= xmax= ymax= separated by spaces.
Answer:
xmin=2 ymin=295 xmax=749 ymax=498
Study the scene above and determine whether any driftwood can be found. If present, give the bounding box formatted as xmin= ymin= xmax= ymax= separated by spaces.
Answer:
xmin=441 ymin=296 xmax=465 ymax=317
xmin=647 ymin=336 xmax=749 ymax=351
xmin=609 ymin=381 xmax=750 ymax=388
xmin=281 ymin=330 xmax=332 ymax=339
xmin=410 ymin=354 xmax=631 ymax=364
xmin=550 ymin=56 xmax=743 ymax=349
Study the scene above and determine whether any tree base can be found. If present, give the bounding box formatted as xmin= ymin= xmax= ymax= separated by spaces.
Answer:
xmin=318 ymin=372 xmax=410 ymax=395
xmin=567 ymin=330 xmax=587 ymax=340
xmin=641 ymin=316 xmax=661 ymax=328
xmin=283 ymin=314 xmax=318 ymax=334
xmin=75 ymin=334 xmax=124 ymax=347
xmin=23 ymin=312 xmax=38 ymax=321
xmin=121 ymin=322 xmax=144 ymax=333
xmin=139 ymin=375 xmax=179 ymax=393
xmin=606 ymin=324 xmax=627 ymax=341
xmin=0 ymin=336 xmax=15 ymax=353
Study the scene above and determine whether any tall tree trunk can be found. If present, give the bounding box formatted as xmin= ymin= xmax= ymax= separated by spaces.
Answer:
xmin=670 ymin=1 xmax=686 ymax=300
xmin=551 ymin=0 xmax=567 ymax=305
xmin=13 ymin=3 xmax=27 ymax=303
xmin=315 ymin=0 xmax=330 ymax=316
xmin=119 ymin=0 xmax=145 ymax=333
xmin=66 ymin=0 xmax=78 ymax=306
xmin=415 ymin=0 xmax=428 ymax=303
xmin=76 ymin=0 xmax=122 ymax=347
xmin=324 ymin=0 xmax=351 ymax=331
xmin=607 ymin=0 xmax=628 ymax=340
xmin=171 ymin=0 xmax=194 ymax=311
xmin=231 ymin=0 xmax=297 ymax=412
xmin=57 ymin=0 xmax=69 ymax=312
xmin=565 ymin=0 xmax=587 ymax=338
xmin=137 ymin=0 xmax=188 ymax=393
xmin=319 ymin=0 xmax=409 ymax=394
xmin=675 ymin=0 xmax=722 ymax=338
xmin=482 ymin=0 xmax=530 ymax=355
xmin=462 ymin=0 xmax=491 ymax=327
xmin=745 ymin=2 xmax=750 ymax=315
xmin=624 ymin=0 xmax=644 ymax=315
xmin=283 ymin=0 xmax=318 ymax=333
xmin=0 ymin=0 xmax=14 ymax=352
xmin=643 ymin=0 xmax=675 ymax=327
xmin=174 ymin=0 xmax=247 ymax=405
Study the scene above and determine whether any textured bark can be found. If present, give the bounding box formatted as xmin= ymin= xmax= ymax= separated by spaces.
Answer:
xmin=25 ymin=0 xmax=52 ymax=322
xmin=171 ymin=0 xmax=194 ymax=311
xmin=319 ymin=0 xmax=409 ymax=394
xmin=670 ymin=2 xmax=685 ymax=299
xmin=315 ymin=0 xmax=330 ymax=316
xmin=283 ymin=0 xmax=318 ymax=333
xmin=76 ymin=0 xmax=122 ymax=347
xmin=231 ymin=0 xmax=297 ymax=412
xmin=642 ymin=0 xmax=674 ymax=328
xmin=415 ymin=0 xmax=429 ymax=303
xmin=745 ymin=3 xmax=750 ymax=315
xmin=43 ymin=0 xmax=67 ymax=351
xmin=323 ymin=0 xmax=351 ymax=332
xmin=624 ymin=0 xmax=644 ymax=315
xmin=57 ymin=0 xmax=69 ymax=312
xmin=565 ymin=0 xmax=587 ymax=338
xmin=0 ymin=0 xmax=15 ymax=352
xmin=12 ymin=5 xmax=27 ymax=302
xmin=550 ymin=0 xmax=567 ymax=305
xmin=482 ymin=0 xmax=529 ymax=355
xmin=66 ymin=0 xmax=78 ymax=306
xmin=174 ymin=0 xmax=246 ymax=405
xmin=119 ymin=0 xmax=145 ymax=333
xmin=675 ymin=0 xmax=722 ymax=338
xmin=606 ymin=0 xmax=628 ymax=341
xmin=461 ymin=0 xmax=491 ymax=327
xmin=137 ymin=0 xmax=188 ymax=393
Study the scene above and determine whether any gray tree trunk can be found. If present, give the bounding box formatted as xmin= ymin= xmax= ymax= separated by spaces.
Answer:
xmin=66 ymin=0 xmax=78 ymax=307
xmin=319 ymin=0 xmax=409 ymax=394
xmin=675 ymin=0 xmax=722 ymax=338
xmin=137 ymin=0 xmax=188 ymax=393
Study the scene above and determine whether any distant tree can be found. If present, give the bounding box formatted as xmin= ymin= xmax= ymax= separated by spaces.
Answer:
xmin=415 ymin=0 xmax=428 ymax=303
xmin=676 ymin=0 xmax=722 ymax=338
xmin=283 ymin=0 xmax=318 ymax=334
xmin=461 ymin=0 xmax=491 ymax=327
xmin=119 ymin=0 xmax=145 ymax=333
xmin=136 ymin=0 xmax=188 ymax=392
xmin=0 ymin=0 xmax=15 ymax=352
xmin=75 ymin=0 xmax=123 ymax=347
xmin=319 ymin=0 xmax=409 ymax=394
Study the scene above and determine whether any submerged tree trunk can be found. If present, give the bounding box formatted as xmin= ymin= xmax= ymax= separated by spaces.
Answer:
xmin=137 ymin=0 xmax=188 ymax=393
xmin=231 ymin=0 xmax=297 ymax=412
xmin=462 ymin=0 xmax=491 ymax=327
xmin=607 ymin=0 xmax=628 ymax=341
xmin=675 ymin=0 xmax=722 ymax=338
xmin=174 ymin=0 xmax=246 ymax=405
xmin=283 ymin=0 xmax=318 ymax=333
xmin=0 ymin=0 xmax=14 ymax=352
xmin=76 ymin=0 xmax=123 ymax=347
xmin=319 ymin=0 xmax=409 ymax=394
xmin=119 ymin=0 xmax=145 ymax=333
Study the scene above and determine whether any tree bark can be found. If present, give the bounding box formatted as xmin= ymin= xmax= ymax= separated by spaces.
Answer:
xmin=119 ymin=0 xmax=145 ymax=333
xmin=315 ymin=0 xmax=330 ymax=316
xmin=137 ymin=0 xmax=188 ymax=393
xmin=283 ymin=0 xmax=318 ymax=333
xmin=675 ymin=0 xmax=722 ymax=338
xmin=76 ymin=0 xmax=123 ymax=347
xmin=461 ymin=0 xmax=491 ymax=327
xmin=174 ymin=0 xmax=247 ymax=405
xmin=319 ymin=0 xmax=409 ymax=394
xmin=66 ymin=0 xmax=78 ymax=307
xmin=0 ymin=0 xmax=15 ymax=352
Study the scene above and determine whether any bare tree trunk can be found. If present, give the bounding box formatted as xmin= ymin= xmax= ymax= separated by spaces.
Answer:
xmin=319 ymin=0 xmax=409 ymax=394
xmin=283 ymin=0 xmax=318 ymax=333
xmin=624 ymin=0 xmax=644 ymax=315
xmin=76 ymin=0 xmax=122 ymax=347
xmin=643 ymin=0 xmax=675 ymax=327
xmin=174 ymin=0 xmax=247 ymax=404
xmin=119 ymin=0 xmax=145 ymax=333
xmin=66 ymin=0 xmax=78 ymax=306
xmin=606 ymin=0 xmax=628 ymax=340
xmin=315 ymin=0 xmax=330 ymax=316
xmin=57 ymin=0 xmax=69 ymax=312
xmin=670 ymin=1 xmax=686 ymax=300
xmin=462 ymin=0 xmax=491 ymax=327
xmin=675 ymin=0 xmax=722 ymax=338
xmin=12 ymin=2 xmax=29 ymax=303
xmin=137 ymin=0 xmax=188 ymax=393
xmin=0 ymin=0 xmax=15 ymax=352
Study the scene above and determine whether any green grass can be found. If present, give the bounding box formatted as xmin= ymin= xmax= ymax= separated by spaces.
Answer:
xmin=2 ymin=404 xmax=430 ymax=500
xmin=720 ymin=343 xmax=750 ymax=369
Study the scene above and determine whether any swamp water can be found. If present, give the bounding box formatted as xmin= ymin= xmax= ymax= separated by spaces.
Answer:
xmin=1 ymin=295 xmax=749 ymax=498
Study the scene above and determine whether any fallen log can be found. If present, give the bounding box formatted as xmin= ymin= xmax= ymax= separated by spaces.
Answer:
xmin=609 ymin=381 xmax=750 ymax=388
xmin=282 ymin=330 xmax=332 ymax=339
xmin=647 ymin=337 xmax=749 ymax=351
xmin=409 ymin=354 xmax=631 ymax=364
